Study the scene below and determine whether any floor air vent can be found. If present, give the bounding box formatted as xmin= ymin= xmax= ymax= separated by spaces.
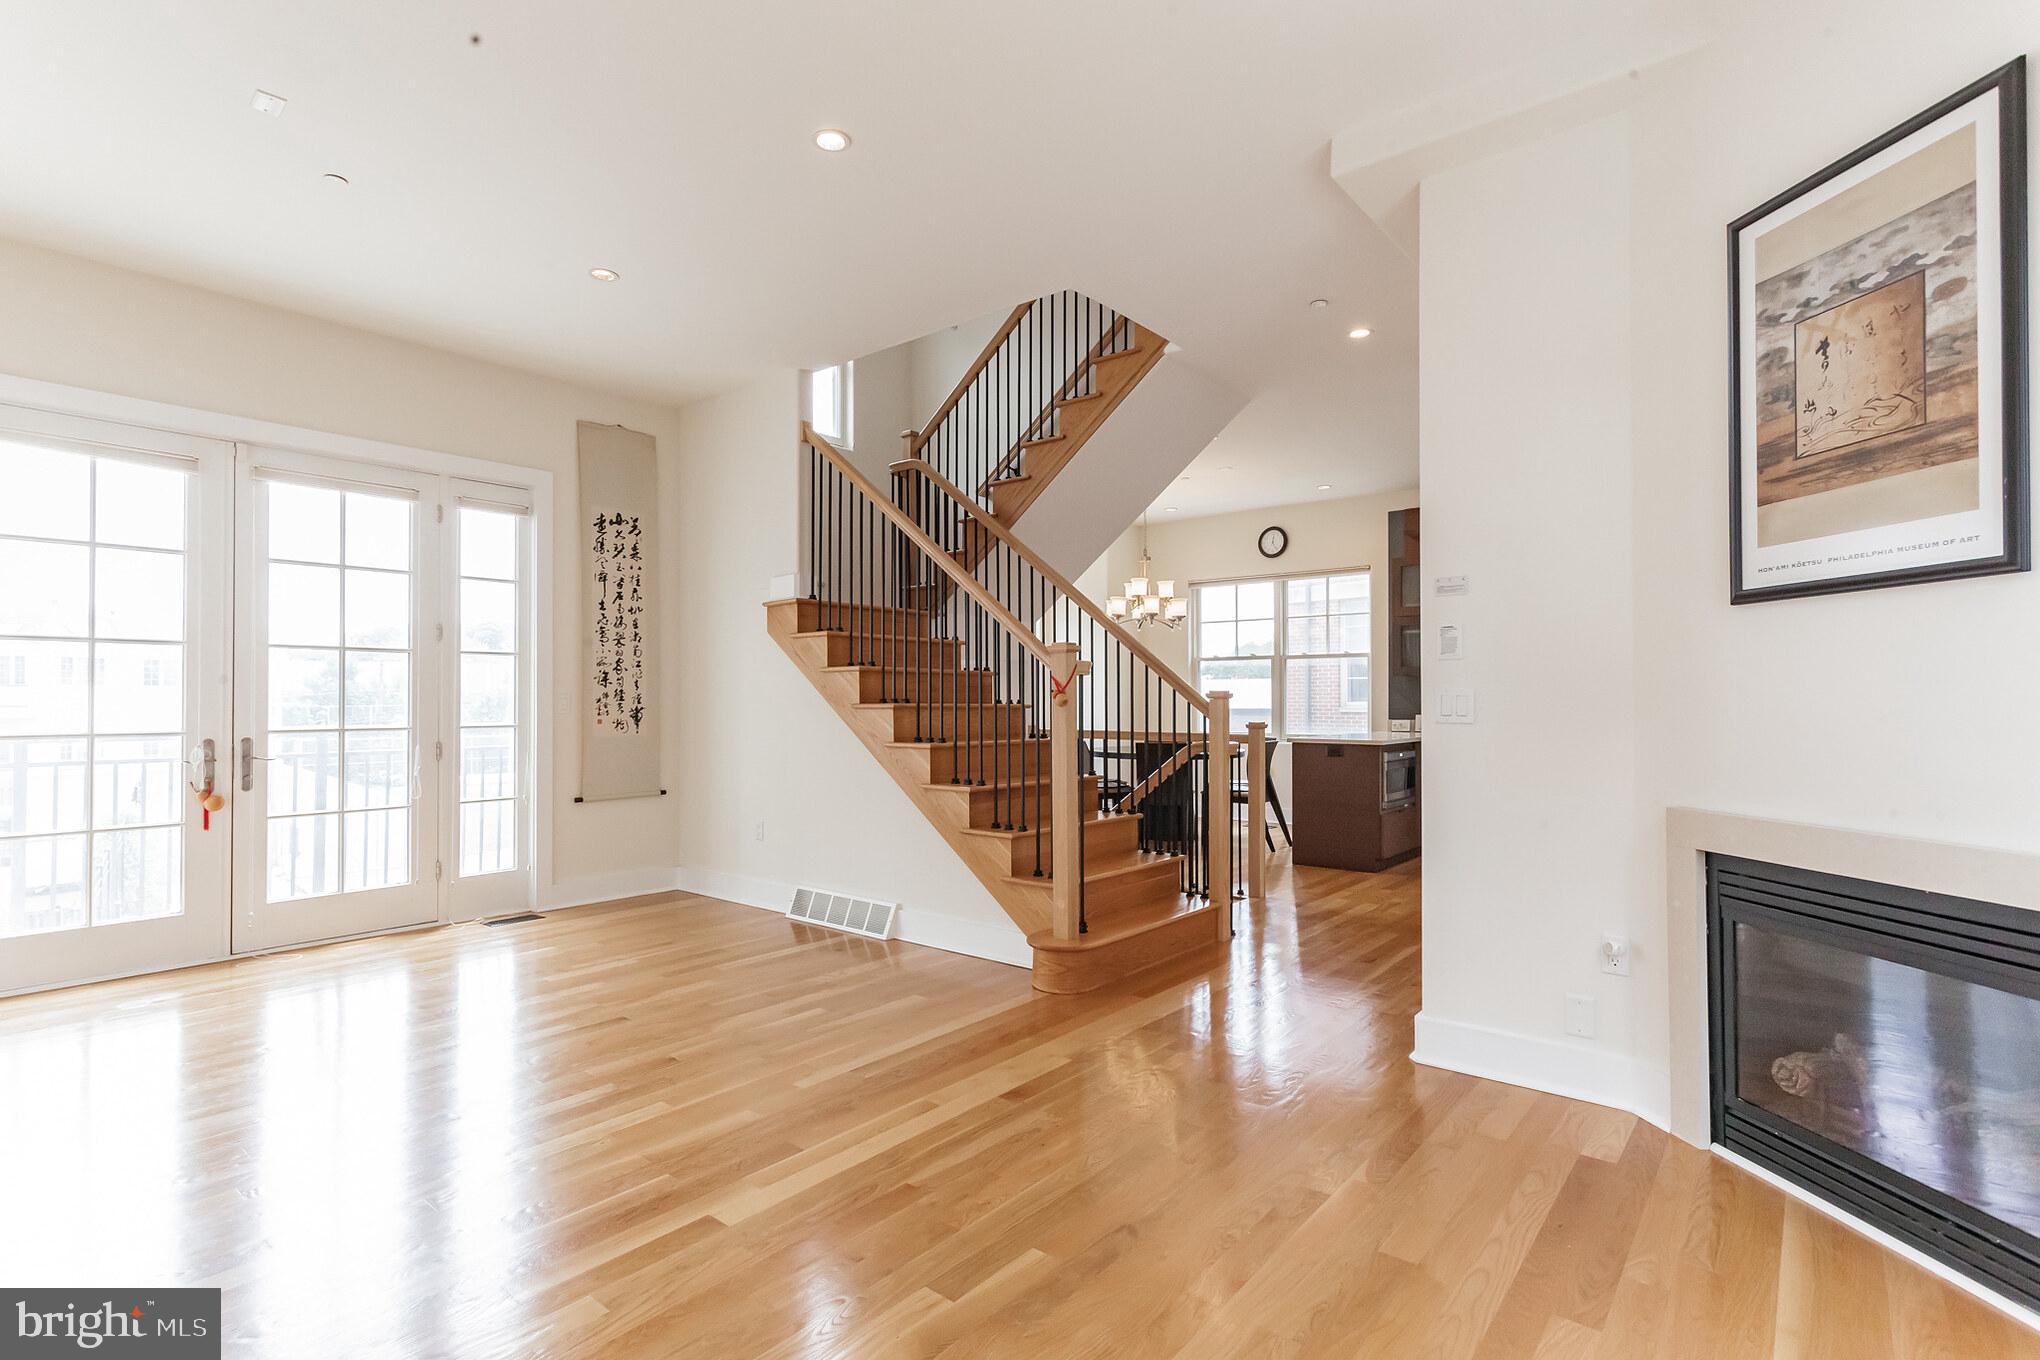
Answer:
xmin=788 ymin=887 xmax=897 ymax=941
xmin=481 ymin=912 xmax=545 ymax=927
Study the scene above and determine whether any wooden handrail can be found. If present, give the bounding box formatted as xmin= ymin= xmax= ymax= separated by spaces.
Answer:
xmin=804 ymin=425 xmax=1077 ymax=675
xmin=906 ymin=302 xmax=1031 ymax=458
xmin=892 ymin=459 xmax=1209 ymax=717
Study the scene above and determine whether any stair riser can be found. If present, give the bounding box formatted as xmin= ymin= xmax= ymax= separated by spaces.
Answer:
xmin=1050 ymin=396 xmax=1108 ymax=441
xmin=857 ymin=704 xmax=1033 ymax=745
xmin=996 ymin=814 xmax=1143 ymax=877
xmin=920 ymin=739 xmax=1050 ymax=785
xmin=793 ymin=600 xmax=930 ymax=636
xmin=1074 ymin=857 xmax=1191 ymax=922
xmin=834 ymin=668 xmax=999 ymax=705
xmin=961 ymin=778 xmax=1096 ymax=829
xmin=795 ymin=632 xmax=959 ymax=669
xmin=1030 ymin=905 xmax=1221 ymax=996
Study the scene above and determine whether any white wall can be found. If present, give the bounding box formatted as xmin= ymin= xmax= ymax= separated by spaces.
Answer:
xmin=1415 ymin=113 xmax=1650 ymax=1115
xmin=0 ymin=236 xmax=688 ymax=906
xmin=668 ymin=375 xmax=1032 ymax=964
xmin=1414 ymin=4 xmax=2040 ymax=1128
xmin=1013 ymin=354 xmax=1248 ymax=578
xmin=1083 ymin=487 xmax=1420 ymax=809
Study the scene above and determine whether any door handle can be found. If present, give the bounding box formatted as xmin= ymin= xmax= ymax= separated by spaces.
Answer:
xmin=239 ymin=736 xmax=275 ymax=792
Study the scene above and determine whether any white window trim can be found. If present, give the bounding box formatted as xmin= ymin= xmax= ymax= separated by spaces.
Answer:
xmin=1190 ymin=566 xmax=1372 ymax=739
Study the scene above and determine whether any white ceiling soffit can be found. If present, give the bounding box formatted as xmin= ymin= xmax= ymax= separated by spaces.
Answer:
xmin=1328 ymin=18 xmax=1735 ymax=258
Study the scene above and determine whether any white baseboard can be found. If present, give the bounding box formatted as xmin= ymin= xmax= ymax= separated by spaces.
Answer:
xmin=676 ymin=866 xmax=1030 ymax=969
xmin=1713 ymin=1145 xmax=2040 ymax=1334
xmin=541 ymin=866 xmax=687 ymax=913
xmin=1411 ymin=1011 xmax=1670 ymax=1131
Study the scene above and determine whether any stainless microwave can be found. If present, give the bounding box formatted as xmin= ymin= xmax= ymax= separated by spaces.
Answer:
xmin=1382 ymin=747 xmax=1418 ymax=811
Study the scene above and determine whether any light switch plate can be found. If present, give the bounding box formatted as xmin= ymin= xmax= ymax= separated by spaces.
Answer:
xmin=1437 ymin=688 xmax=1475 ymax=723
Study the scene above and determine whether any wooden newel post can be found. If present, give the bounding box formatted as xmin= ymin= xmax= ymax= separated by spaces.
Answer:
xmin=1246 ymin=721 xmax=1268 ymax=900
xmin=1047 ymin=642 xmax=1086 ymax=941
xmin=1205 ymin=691 xmax=1233 ymax=941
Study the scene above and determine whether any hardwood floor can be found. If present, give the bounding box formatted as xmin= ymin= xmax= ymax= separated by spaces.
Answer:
xmin=2 ymin=857 xmax=2031 ymax=1357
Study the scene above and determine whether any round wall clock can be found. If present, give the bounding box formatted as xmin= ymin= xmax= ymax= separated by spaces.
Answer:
xmin=1257 ymin=525 xmax=1288 ymax=559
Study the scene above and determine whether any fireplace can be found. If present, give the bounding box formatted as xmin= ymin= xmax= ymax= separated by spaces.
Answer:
xmin=1708 ymin=854 xmax=2040 ymax=1307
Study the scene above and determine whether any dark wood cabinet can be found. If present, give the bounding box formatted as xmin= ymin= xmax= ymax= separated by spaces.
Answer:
xmin=1291 ymin=740 xmax=1421 ymax=872
xmin=1388 ymin=507 xmax=1420 ymax=725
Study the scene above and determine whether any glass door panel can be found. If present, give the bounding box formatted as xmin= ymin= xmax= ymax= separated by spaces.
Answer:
xmin=446 ymin=501 xmax=531 ymax=919
xmin=0 ymin=410 xmax=231 ymax=996
xmin=233 ymin=454 xmax=440 ymax=952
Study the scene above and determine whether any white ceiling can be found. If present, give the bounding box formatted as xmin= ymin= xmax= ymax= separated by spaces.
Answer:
xmin=0 ymin=2 xmax=1730 ymax=512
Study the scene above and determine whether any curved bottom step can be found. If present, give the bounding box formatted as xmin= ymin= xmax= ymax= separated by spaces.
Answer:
xmin=1027 ymin=898 xmax=1225 ymax=995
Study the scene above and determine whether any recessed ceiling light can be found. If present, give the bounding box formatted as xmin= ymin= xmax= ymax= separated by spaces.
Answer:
xmin=589 ymin=268 xmax=620 ymax=282
xmin=250 ymin=89 xmax=287 ymax=116
xmin=1309 ymin=298 xmax=1328 ymax=310
xmin=1218 ymin=466 xmax=1234 ymax=472
xmin=814 ymin=128 xmax=852 ymax=152
xmin=1316 ymin=484 xmax=1333 ymax=492
xmin=1164 ymin=507 xmax=1179 ymax=513
xmin=1348 ymin=327 xmax=1372 ymax=339
xmin=320 ymin=172 xmax=349 ymax=187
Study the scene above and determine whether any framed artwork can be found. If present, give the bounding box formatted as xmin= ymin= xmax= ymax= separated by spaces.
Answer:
xmin=1729 ymin=59 xmax=2028 ymax=603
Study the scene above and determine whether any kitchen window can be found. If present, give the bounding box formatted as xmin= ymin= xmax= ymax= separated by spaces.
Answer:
xmin=1193 ymin=570 xmax=1370 ymax=736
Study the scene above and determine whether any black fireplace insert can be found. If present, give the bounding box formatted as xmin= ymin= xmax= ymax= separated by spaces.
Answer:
xmin=1708 ymin=853 xmax=2040 ymax=1309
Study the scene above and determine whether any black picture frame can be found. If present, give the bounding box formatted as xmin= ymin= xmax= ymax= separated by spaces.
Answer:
xmin=1728 ymin=58 xmax=2029 ymax=604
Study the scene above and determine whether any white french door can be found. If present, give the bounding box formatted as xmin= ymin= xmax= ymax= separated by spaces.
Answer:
xmin=0 ymin=415 xmax=538 ymax=993
xmin=231 ymin=450 xmax=444 ymax=953
xmin=0 ymin=407 xmax=232 ymax=995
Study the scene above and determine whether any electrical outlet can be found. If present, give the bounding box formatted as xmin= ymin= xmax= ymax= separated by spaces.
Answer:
xmin=1565 ymin=992 xmax=1597 ymax=1039
xmin=753 ymin=820 xmax=766 ymax=843
xmin=1601 ymin=934 xmax=1631 ymax=976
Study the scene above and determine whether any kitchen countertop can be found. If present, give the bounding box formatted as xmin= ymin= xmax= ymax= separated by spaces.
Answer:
xmin=1286 ymin=732 xmax=1421 ymax=746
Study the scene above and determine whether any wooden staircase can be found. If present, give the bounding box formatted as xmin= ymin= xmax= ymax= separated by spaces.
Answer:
xmin=904 ymin=292 xmax=1170 ymax=545
xmin=771 ymin=419 xmax=1264 ymax=994
xmin=767 ymin=596 xmax=1218 ymax=989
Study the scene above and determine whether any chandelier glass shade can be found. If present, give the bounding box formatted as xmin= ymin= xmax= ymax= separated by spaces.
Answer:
xmin=1105 ymin=549 xmax=1187 ymax=628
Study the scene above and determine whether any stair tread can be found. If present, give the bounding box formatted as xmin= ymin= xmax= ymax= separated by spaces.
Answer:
xmin=956 ymin=811 xmax=1135 ymax=842
xmin=987 ymin=473 xmax=1032 ymax=488
xmin=919 ymin=772 xmax=1094 ymax=796
xmin=1002 ymin=851 xmax=1182 ymax=892
xmin=1019 ymin=433 xmax=1065 ymax=448
xmin=889 ymin=735 xmax=1043 ymax=750
xmin=1027 ymin=896 xmax=1213 ymax=951
xmin=854 ymin=698 xmax=1022 ymax=710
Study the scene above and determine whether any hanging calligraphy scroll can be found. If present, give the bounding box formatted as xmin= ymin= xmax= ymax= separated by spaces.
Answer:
xmin=577 ymin=421 xmax=663 ymax=801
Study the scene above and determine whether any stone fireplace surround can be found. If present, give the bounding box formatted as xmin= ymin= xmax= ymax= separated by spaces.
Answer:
xmin=1665 ymin=808 xmax=2040 ymax=1327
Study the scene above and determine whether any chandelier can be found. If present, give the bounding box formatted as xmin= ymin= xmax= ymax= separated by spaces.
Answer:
xmin=1106 ymin=519 xmax=1186 ymax=628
